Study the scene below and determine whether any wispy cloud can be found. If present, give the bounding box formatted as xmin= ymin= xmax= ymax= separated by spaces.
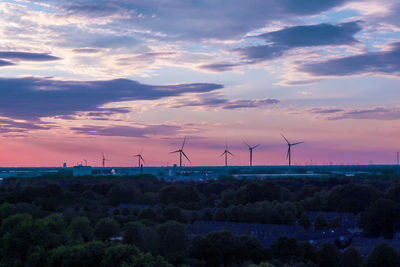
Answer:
xmin=237 ymin=21 xmax=362 ymax=62
xmin=169 ymin=93 xmax=279 ymax=110
xmin=0 ymin=51 xmax=60 ymax=61
xmin=299 ymin=42 xmax=400 ymax=77
xmin=307 ymin=106 xmax=400 ymax=120
xmin=71 ymin=124 xmax=181 ymax=138
xmin=0 ymin=77 xmax=223 ymax=120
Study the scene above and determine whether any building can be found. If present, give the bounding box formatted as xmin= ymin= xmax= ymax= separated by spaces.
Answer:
xmin=73 ymin=165 xmax=92 ymax=177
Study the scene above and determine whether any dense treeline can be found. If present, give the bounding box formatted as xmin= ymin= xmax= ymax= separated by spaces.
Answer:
xmin=0 ymin=173 xmax=400 ymax=266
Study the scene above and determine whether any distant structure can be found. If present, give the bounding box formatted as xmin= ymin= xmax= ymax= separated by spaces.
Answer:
xmin=244 ymin=141 xmax=260 ymax=167
xmin=281 ymin=134 xmax=304 ymax=167
xmin=221 ymin=141 xmax=234 ymax=169
xmin=134 ymin=150 xmax=145 ymax=168
xmin=169 ymin=136 xmax=191 ymax=167
xmin=73 ymin=165 xmax=92 ymax=176
xmin=397 ymin=152 xmax=399 ymax=165
xmin=102 ymin=152 xmax=110 ymax=168
xmin=63 ymin=163 xmax=67 ymax=168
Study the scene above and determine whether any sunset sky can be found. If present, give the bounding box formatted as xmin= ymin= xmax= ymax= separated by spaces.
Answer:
xmin=0 ymin=0 xmax=400 ymax=167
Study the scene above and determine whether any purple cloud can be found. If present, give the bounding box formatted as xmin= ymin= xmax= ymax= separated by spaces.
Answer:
xmin=34 ymin=0 xmax=354 ymax=40
xmin=300 ymin=42 xmax=400 ymax=76
xmin=0 ymin=51 xmax=60 ymax=61
xmin=72 ymin=48 xmax=101 ymax=53
xmin=0 ymin=77 xmax=223 ymax=120
xmin=170 ymin=93 xmax=279 ymax=109
xmin=307 ymin=107 xmax=400 ymax=120
xmin=0 ymin=59 xmax=14 ymax=67
xmin=236 ymin=21 xmax=362 ymax=62
xmin=71 ymin=124 xmax=181 ymax=138
xmin=0 ymin=118 xmax=52 ymax=134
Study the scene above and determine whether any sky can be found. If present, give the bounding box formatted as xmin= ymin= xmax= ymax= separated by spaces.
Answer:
xmin=0 ymin=0 xmax=400 ymax=167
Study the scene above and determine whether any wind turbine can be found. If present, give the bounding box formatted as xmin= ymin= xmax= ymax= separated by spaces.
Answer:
xmin=281 ymin=134 xmax=303 ymax=167
xmin=102 ymin=152 xmax=110 ymax=168
xmin=244 ymin=141 xmax=260 ymax=167
xmin=133 ymin=150 xmax=145 ymax=168
xmin=221 ymin=141 xmax=234 ymax=168
xmin=169 ymin=136 xmax=191 ymax=167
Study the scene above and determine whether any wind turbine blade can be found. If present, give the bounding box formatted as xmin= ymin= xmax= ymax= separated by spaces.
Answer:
xmin=281 ymin=133 xmax=289 ymax=144
xmin=169 ymin=150 xmax=180 ymax=154
xmin=228 ymin=151 xmax=234 ymax=156
xmin=252 ymin=144 xmax=260 ymax=149
xmin=292 ymin=141 xmax=304 ymax=146
xmin=182 ymin=151 xmax=191 ymax=163
xmin=243 ymin=141 xmax=250 ymax=148
xmin=181 ymin=136 xmax=186 ymax=149
xmin=286 ymin=149 xmax=289 ymax=159
xmin=220 ymin=151 xmax=226 ymax=157
xmin=140 ymin=148 xmax=143 ymax=154
xmin=225 ymin=140 xmax=228 ymax=150
xmin=140 ymin=155 xmax=145 ymax=164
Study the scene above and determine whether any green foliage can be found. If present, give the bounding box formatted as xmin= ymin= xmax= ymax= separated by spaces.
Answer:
xmin=326 ymin=183 xmax=379 ymax=213
xmin=367 ymin=242 xmax=400 ymax=267
xmin=340 ymin=247 xmax=363 ymax=267
xmin=318 ymin=243 xmax=339 ymax=267
xmin=359 ymin=198 xmax=400 ymax=238
xmin=94 ymin=218 xmax=120 ymax=241
xmin=123 ymin=222 xmax=159 ymax=254
xmin=108 ymin=183 xmax=139 ymax=205
xmin=189 ymin=230 xmax=264 ymax=266
xmin=158 ymin=221 xmax=187 ymax=262
xmin=299 ymin=213 xmax=311 ymax=230
xmin=69 ymin=216 xmax=93 ymax=242
xmin=314 ymin=213 xmax=329 ymax=230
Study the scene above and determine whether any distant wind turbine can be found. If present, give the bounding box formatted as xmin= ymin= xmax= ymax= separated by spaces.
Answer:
xmin=169 ymin=136 xmax=191 ymax=167
xmin=102 ymin=152 xmax=110 ymax=168
xmin=244 ymin=141 xmax=260 ymax=167
xmin=133 ymin=150 xmax=145 ymax=168
xmin=221 ymin=141 xmax=234 ymax=167
xmin=281 ymin=134 xmax=304 ymax=167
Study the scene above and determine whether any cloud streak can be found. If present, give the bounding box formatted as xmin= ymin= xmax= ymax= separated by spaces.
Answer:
xmin=0 ymin=77 xmax=223 ymax=120
xmin=308 ymin=106 xmax=400 ymax=120
xmin=71 ymin=124 xmax=181 ymax=138
xmin=169 ymin=93 xmax=279 ymax=110
xmin=237 ymin=21 xmax=362 ymax=62
xmin=0 ymin=51 xmax=60 ymax=62
xmin=300 ymin=42 xmax=400 ymax=76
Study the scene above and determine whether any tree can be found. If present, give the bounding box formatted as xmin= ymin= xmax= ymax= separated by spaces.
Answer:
xmin=366 ymin=242 xmax=400 ymax=267
xmin=107 ymin=183 xmax=139 ymax=205
xmin=314 ymin=213 xmax=329 ymax=230
xmin=340 ymin=247 xmax=363 ymax=267
xmin=123 ymin=222 xmax=160 ymax=254
xmin=158 ymin=221 xmax=187 ymax=262
xmin=299 ymin=213 xmax=311 ymax=230
xmin=271 ymin=237 xmax=297 ymax=262
xmin=163 ymin=206 xmax=185 ymax=223
xmin=326 ymin=184 xmax=379 ymax=213
xmin=359 ymin=198 xmax=399 ymax=238
xmin=69 ymin=216 xmax=93 ymax=242
xmin=202 ymin=208 xmax=213 ymax=220
xmin=318 ymin=243 xmax=339 ymax=267
xmin=94 ymin=218 xmax=120 ymax=241
xmin=331 ymin=216 xmax=342 ymax=228
xmin=213 ymin=208 xmax=228 ymax=221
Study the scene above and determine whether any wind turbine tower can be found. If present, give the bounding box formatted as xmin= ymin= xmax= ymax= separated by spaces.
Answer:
xmin=102 ymin=152 xmax=110 ymax=168
xmin=134 ymin=150 xmax=145 ymax=168
xmin=281 ymin=134 xmax=304 ymax=167
xmin=221 ymin=142 xmax=234 ymax=168
xmin=169 ymin=136 xmax=191 ymax=167
xmin=244 ymin=141 xmax=260 ymax=167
